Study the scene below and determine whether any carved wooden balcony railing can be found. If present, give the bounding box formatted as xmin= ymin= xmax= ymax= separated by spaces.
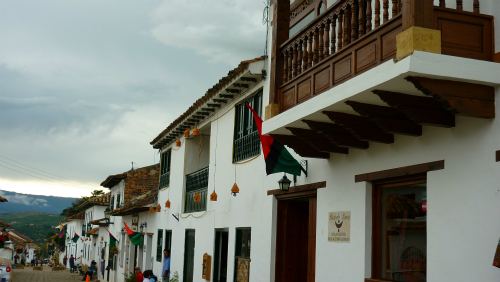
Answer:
xmin=273 ymin=0 xmax=494 ymax=113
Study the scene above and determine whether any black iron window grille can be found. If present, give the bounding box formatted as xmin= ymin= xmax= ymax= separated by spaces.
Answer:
xmin=184 ymin=167 xmax=209 ymax=213
xmin=233 ymin=90 xmax=262 ymax=163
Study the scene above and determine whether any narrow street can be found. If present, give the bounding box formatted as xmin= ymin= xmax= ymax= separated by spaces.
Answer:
xmin=12 ymin=266 xmax=83 ymax=282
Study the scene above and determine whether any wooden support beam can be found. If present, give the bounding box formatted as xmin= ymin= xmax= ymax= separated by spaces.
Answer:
xmin=323 ymin=112 xmax=395 ymax=144
xmin=206 ymin=103 xmax=221 ymax=108
xmin=271 ymin=134 xmax=330 ymax=159
xmin=201 ymin=108 xmax=215 ymax=112
xmin=345 ymin=101 xmax=422 ymax=136
xmin=406 ymin=76 xmax=495 ymax=119
xmin=233 ymin=83 xmax=249 ymax=88
xmin=219 ymin=94 xmax=234 ymax=99
xmin=213 ymin=98 xmax=227 ymax=104
xmin=286 ymin=127 xmax=349 ymax=154
xmin=225 ymin=89 xmax=240 ymax=94
xmin=240 ymin=77 xmax=258 ymax=82
xmin=302 ymin=120 xmax=369 ymax=149
xmin=373 ymin=90 xmax=456 ymax=127
xmin=196 ymin=111 xmax=210 ymax=116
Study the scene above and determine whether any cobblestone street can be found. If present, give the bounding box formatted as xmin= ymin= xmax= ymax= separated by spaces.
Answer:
xmin=12 ymin=266 xmax=83 ymax=282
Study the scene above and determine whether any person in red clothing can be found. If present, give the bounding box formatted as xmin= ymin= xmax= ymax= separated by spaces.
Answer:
xmin=135 ymin=267 xmax=144 ymax=282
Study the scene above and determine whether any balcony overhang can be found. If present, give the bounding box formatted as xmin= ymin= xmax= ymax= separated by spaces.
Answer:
xmin=263 ymin=51 xmax=500 ymax=158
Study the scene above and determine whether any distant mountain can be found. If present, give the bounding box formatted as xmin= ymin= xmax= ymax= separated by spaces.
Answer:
xmin=0 ymin=190 xmax=77 ymax=214
xmin=0 ymin=212 xmax=64 ymax=244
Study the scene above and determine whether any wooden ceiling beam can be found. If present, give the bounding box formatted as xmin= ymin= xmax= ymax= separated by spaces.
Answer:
xmin=373 ymin=90 xmax=455 ymax=127
xmin=323 ymin=111 xmax=394 ymax=144
xmin=302 ymin=120 xmax=369 ymax=149
xmin=286 ymin=127 xmax=349 ymax=154
xmin=201 ymin=108 xmax=215 ymax=112
xmin=406 ymin=76 xmax=495 ymax=118
xmin=345 ymin=101 xmax=422 ymax=136
xmin=271 ymin=134 xmax=330 ymax=159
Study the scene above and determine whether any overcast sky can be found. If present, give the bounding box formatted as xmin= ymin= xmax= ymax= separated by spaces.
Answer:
xmin=0 ymin=0 xmax=267 ymax=197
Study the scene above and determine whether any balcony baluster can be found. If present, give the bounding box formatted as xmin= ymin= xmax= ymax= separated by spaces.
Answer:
xmin=324 ymin=20 xmax=331 ymax=58
xmin=366 ymin=0 xmax=372 ymax=32
xmin=375 ymin=0 xmax=380 ymax=28
xmin=351 ymin=3 xmax=358 ymax=40
xmin=383 ymin=0 xmax=389 ymax=23
xmin=457 ymin=0 xmax=463 ymax=12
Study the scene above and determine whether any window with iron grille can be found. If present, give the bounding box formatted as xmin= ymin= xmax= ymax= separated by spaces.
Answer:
xmin=233 ymin=90 xmax=262 ymax=163
xmin=160 ymin=149 xmax=172 ymax=188
xmin=184 ymin=167 xmax=209 ymax=213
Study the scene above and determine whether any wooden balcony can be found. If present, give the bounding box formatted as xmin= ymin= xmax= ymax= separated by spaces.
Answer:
xmin=269 ymin=0 xmax=494 ymax=114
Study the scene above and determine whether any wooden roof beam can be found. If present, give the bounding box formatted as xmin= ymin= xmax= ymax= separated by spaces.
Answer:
xmin=286 ymin=127 xmax=349 ymax=154
xmin=373 ymin=90 xmax=455 ymax=127
xmin=240 ymin=77 xmax=258 ymax=82
xmin=323 ymin=111 xmax=394 ymax=144
xmin=406 ymin=76 xmax=495 ymax=119
xmin=345 ymin=101 xmax=422 ymax=136
xmin=271 ymin=134 xmax=330 ymax=159
xmin=302 ymin=120 xmax=369 ymax=149
xmin=219 ymin=94 xmax=234 ymax=99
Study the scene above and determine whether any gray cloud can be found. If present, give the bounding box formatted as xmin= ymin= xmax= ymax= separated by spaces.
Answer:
xmin=0 ymin=0 xmax=266 ymax=196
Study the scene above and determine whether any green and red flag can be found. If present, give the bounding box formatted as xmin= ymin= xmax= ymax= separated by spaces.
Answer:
xmin=124 ymin=223 xmax=143 ymax=246
xmin=246 ymin=104 xmax=303 ymax=176
xmin=57 ymin=225 xmax=66 ymax=239
xmin=71 ymin=233 xmax=80 ymax=243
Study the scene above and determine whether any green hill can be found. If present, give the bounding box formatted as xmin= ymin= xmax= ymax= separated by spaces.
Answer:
xmin=0 ymin=212 xmax=64 ymax=244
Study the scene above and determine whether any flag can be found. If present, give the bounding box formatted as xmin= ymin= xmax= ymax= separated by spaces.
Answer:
xmin=57 ymin=226 xmax=66 ymax=239
xmin=246 ymin=104 xmax=302 ymax=176
xmin=72 ymin=233 xmax=80 ymax=243
xmin=124 ymin=223 xmax=143 ymax=246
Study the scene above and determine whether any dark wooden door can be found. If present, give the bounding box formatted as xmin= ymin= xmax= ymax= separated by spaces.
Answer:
xmin=213 ymin=230 xmax=229 ymax=282
xmin=183 ymin=229 xmax=195 ymax=282
xmin=275 ymin=196 xmax=316 ymax=282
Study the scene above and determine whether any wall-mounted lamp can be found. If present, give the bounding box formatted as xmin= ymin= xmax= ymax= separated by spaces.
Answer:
xmin=278 ymin=174 xmax=291 ymax=192
xmin=139 ymin=222 xmax=147 ymax=232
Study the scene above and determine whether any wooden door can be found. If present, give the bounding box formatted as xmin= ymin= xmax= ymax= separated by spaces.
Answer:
xmin=183 ymin=229 xmax=195 ymax=282
xmin=275 ymin=196 xmax=316 ymax=282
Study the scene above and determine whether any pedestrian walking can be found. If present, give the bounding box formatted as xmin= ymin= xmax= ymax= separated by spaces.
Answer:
xmin=162 ymin=249 xmax=170 ymax=281
xmin=69 ymin=255 xmax=75 ymax=273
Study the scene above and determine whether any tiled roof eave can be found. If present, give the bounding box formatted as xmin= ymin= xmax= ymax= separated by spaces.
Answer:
xmin=151 ymin=56 xmax=265 ymax=149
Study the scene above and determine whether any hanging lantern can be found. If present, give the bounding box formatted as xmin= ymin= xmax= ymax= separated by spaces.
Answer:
xmin=183 ymin=128 xmax=191 ymax=138
xmin=193 ymin=192 xmax=202 ymax=203
xmin=175 ymin=139 xmax=181 ymax=147
xmin=156 ymin=204 xmax=161 ymax=212
xmin=231 ymin=183 xmax=240 ymax=197
xmin=210 ymin=191 xmax=218 ymax=202
xmin=192 ymin=128 xmax=200 ymax=137
xmin=165 ymin=199 xmax=171 ymax=209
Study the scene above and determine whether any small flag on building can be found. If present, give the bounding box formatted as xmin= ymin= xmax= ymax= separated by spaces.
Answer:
xmin=58 ymin=226 xmax=66 ymax=239
xmin=124 ymin=223 xmax=143 ymax=246
xmin=72 ymin=233 xmax=80 ymax=243
xmin=246 ymin=104 xmax=303 ymax=176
